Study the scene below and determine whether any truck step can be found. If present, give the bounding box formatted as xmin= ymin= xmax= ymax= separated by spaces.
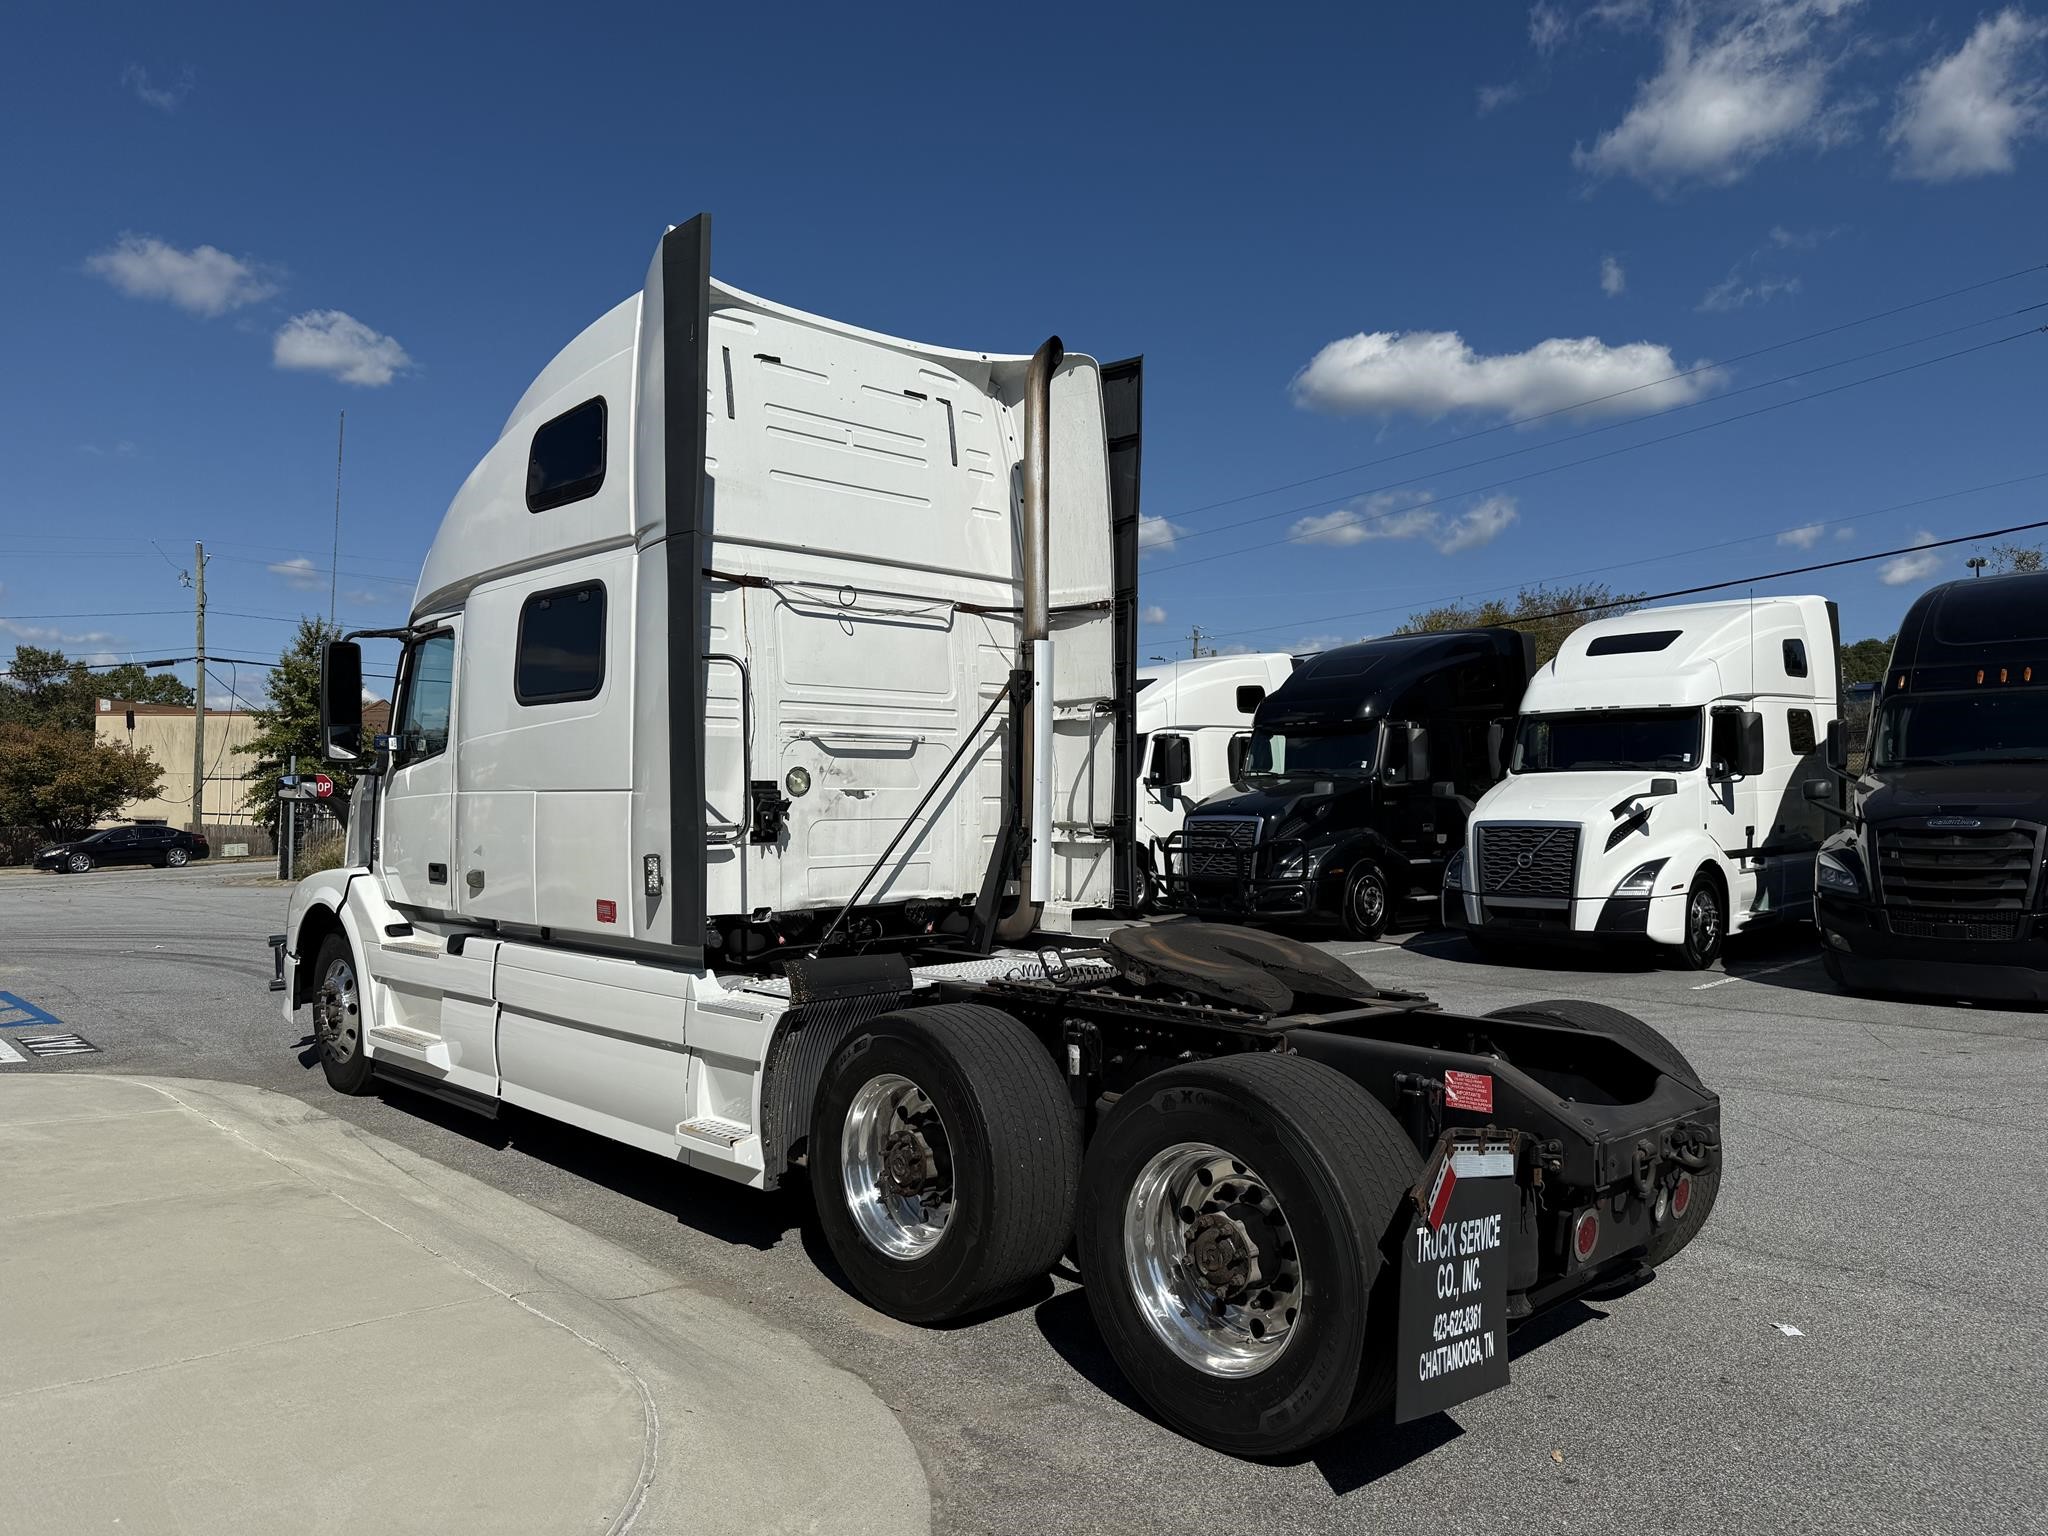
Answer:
xmin=371 ymin=1024 xmax=442 ymax=1051
xmin=677 ymin=1115 xmax=751 ymax=1148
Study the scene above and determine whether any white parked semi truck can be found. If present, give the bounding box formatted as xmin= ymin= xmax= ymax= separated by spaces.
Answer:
xmin=1446 ymin=597 xmax=1840 ymax=968
xmin=272 ymin=216 xmax=1722 ymax=1456
xmin=1133 ymin=653 xmax=1297 ymax=904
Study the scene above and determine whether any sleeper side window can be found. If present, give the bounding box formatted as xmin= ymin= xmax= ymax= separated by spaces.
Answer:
xmin=527 ymin=398 xmax=607 ymax=513
xmin=516 ymin=582 xmax=607 ymax=705
xmin=1783 ymin=639 xmax=1809 ymax=678
xmin=394 ymin=633 xmax=456 ymax=764
xmin=1788 ymin=709 xmax=1817 ymax=755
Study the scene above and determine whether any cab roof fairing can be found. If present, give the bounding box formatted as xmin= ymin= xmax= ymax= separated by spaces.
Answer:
xmin=414 ymin=250 xmax=1075 ymax=621
xmin=1521 ymin=595 xmax=1838 ymax=714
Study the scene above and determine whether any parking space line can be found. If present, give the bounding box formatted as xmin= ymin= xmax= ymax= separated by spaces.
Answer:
xmin=0 ymin=1036 xmax=23 ymax=1065
xmin=1692 ymin=957 xmax=1818 ymax=990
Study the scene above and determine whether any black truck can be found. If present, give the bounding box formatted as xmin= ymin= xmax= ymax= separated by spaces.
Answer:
xmin=1809 ymin=571 xmax=2048 ymax=1001
xmin=1159 ymin=629 xmax=1533 ymax=938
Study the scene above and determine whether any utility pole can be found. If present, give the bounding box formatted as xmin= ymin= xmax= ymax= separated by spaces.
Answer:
xmin=330 ymin=411 xmax=345 ymax=627
xmin=190 ymin=541 xmax=207 ymax=836
xmin=1187 ymin=625 xmax=1209 ymax=659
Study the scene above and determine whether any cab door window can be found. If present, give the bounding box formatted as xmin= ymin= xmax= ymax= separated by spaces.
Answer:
xmin=393 ymin=633 xmax=455 ymax=765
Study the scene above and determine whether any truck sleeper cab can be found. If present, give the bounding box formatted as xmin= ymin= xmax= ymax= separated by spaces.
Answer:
xmin=274 ymin=217 xmax=1721 ymax=1459
xmin=1133 ymin=652 xmax=1297 ymax=906
xmin=1163 ymin=630 xmax=1532 ymax=939
xmin=1811 ymin=571 xmax=2048 ymax=1001
xmin=1447 ymin=597 xmax=1839 ymax=969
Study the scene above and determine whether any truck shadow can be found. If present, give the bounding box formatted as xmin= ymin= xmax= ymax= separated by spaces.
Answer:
xmin=1031 ymin=1286 xmax=1608 ymax=1492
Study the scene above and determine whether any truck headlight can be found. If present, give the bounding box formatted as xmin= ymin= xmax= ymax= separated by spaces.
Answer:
xmin=1613 ymin=858 xmax=1667 ymax=897
xmin=1270 ymin=846 xmax=1309 ymax=878
xmin=1816 ymin=850 xmax=1863 ymax=895
xmin=1444 ymin=848 xmax=1467 ymax=891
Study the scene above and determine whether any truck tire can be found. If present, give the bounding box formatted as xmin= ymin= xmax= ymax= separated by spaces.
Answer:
xmin=1483 ymin=1000 xmax=1717 ymax=1268
xmin=310 ymin=930 xmax=374 ymax=1096
xmin=1076 ymin=1052 xmax=1416 ymax=1458
xmin=1340 ymin=864 xmax=1390 ymax=941
xmin=810 ymin=1003 xmax=1079 ymax=1325
xmin=1676 ymin=870 xmax=1725 ymax=971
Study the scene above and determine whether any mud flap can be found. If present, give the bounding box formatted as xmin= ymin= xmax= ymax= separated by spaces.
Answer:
xmin=1394 ymin=1137 xmax=1517 ymax=1423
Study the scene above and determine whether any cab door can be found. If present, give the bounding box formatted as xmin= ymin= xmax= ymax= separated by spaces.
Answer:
xmin=1706 ymin=706 xmax=1765 ymax=918
xmin=377 ymin=626 xmax=458 ymax=911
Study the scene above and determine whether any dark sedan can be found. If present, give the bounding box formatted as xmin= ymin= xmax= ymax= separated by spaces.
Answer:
xmin=35 ymin=826 xmax=211 ymax=873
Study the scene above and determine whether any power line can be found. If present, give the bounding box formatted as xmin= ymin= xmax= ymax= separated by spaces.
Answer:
xmin=1166 ymin=258 xmax=2048 ymax=524
xmin=1149 ymin=324 xmax=2047 ymax=577
xmin=1206 ymin=506 xmax=2048 ymax=642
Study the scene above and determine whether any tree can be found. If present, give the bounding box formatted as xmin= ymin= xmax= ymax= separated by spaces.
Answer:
xmin=0 ymin=645 xmax=193 ymax=733
xmin=1989 ymin=543 xmax=2044 ymax=575
xmin=1396 ymin=582 xmax=1644 ymax=664
xmin=1840 ymin=635 xmax=1895 ymax=688
xmin=0 ymin=722 xmax=165 ymax=836
xmin=240 ymin=618 xmax=349 ymax=832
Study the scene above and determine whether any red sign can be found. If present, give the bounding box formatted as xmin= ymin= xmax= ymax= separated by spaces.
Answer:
xmin=1444 ymin=1070 xmax=1494 ymax=1113
xmin=595 ymin=899 xmax=617 ymax=925
xmin=1425 ymin=1156 xmax=1457 ymax=1230
xmin=310 ymin=772 xmax=335 ymax=800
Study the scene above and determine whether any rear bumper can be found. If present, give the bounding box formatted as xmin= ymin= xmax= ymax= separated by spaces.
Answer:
xmin=1816 ymin=893 xmax=2048 ymax=1002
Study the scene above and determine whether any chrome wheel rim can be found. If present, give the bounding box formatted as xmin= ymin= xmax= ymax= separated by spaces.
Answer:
xmin=68 ymin=854 xmax=89 ymax=873
xmin=841 ymin=1073 xmax=955 ymax=1260
xmin=1123 ymin=1142 xmax=1303 ymax=1377
xmin=1689 ymin=889 xmax=1719 ymax=954
xmin=167 ymin=848 xmax=188 ymax=866
xmin=316 ymin=959 xmax=361 ymax=1065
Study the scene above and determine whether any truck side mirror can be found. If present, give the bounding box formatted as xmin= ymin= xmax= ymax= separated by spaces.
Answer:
xmin=1738 ymin=711 xmax=1766 ymax=778
xmin=1647 ymin=777 xmax=1678 ymax=798
xmin=1802 ymin=778 xmax=1831 ymax=805
xmin=1147 ymin=734 xmax=1191 ymax=789
xmin=1486 ymin=719 xmax=1508 ymax=778
xmin=1824 ymin=717 xmax=1847 ymax=773
xmin=1406 ymin=723 xmax=1430 ymax=784
xmin=320 ymin=641 xmax=364 ymax=764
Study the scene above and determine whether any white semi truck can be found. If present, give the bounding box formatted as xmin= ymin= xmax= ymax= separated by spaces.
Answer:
xmin=1445 ymin=597 xmax=1840 ymax=968
xmin=1133 ymin=653 xmax=1297 ymax=904
xmin=272 ymin=216 xmax=1722 ymax=1457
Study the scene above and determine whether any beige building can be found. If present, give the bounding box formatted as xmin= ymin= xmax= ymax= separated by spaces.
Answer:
xmin=94 ymin=700 xmax=263 ymax=827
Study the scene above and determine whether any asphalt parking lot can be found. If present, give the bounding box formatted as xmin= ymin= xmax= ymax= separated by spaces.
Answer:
xmin=3 ymin=863 xmax=2043 ymax=1535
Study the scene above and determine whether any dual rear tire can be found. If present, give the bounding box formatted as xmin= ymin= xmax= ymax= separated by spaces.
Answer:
xmin=812 ymin=1011 xmax=1418 ymax=1457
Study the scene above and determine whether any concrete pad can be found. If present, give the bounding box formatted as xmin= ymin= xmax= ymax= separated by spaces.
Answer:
xmin=0 ymin=1074 xmax=931 ymax=1536
xmin=6 ymin=1297 xmax=645 ymax=1536
xmin=0 ymin=1180 xmax=481 ymax=1394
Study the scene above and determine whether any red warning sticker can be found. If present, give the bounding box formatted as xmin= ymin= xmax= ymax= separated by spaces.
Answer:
xmin=1425 ymin=1156 xmax=1458 ymax=1229
xmin=1444 ymin=1070 xmax=1494 ymax=1113
xmin=595 ymin=900 xmax=617 ymax=924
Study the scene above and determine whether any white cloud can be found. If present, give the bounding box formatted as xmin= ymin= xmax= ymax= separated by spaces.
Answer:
xmin=1778 ymin=522 xmax=1827 ymax=549
xmin=1888 ymin=9 xmax=2048 ymax=181
xmin=1574 ymin=1 xmax=1867 ymax=187
xmin=1293 ymin=633 xmax=1371 ymax=654
xmin=1835 ymin=525 xmax=1855 ymax=541
xmin=1530 ymin=3 xmax=1569 ymax=52
xmin=1879 ymin=530 xmax=1943 ymax=585
xmin=1768 ymin=222 xmax=1845 ymax=248
xmin=1478 ymin=81 xmax=1524 ymax=115
xmin=0 ymin=617 xmax=120 ymax=648
xmin=273 ymin=310 xmax=414 ymax=387
xmin=1292 ymin=329 xmax=1718 ymax=421
xmin=86 ymin=234 xmax=279 ymax=317
xmin=1290 ymin=493 xmax=1519 ymax=555
xmin=1600 ymin=254 xmax=1628 ymax=297
xmin=122 ymin=64 xmax=193 ymax=112
xmin=268 ymin=556 xmax=325 ymax=591
xmin=1137 ymin=515 xmax=1185 ymax=555
xmin=343 ymin=587 xmax=391 ymax=606
xmin=1698 ymin=268 xmax=1802 ymax=311
xmin=1140 ymin=603 xmax=1168 ymax=625
xmin=1437 ymin=495 xmax=1521 ymax=553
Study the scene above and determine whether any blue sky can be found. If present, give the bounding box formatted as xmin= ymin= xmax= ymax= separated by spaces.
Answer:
xmin=2 ymin=1 xmax=2044 ymax=704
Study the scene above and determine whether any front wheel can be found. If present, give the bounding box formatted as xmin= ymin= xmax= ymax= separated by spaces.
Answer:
xmin=810 ymin=1003 xmax=1079 ymax=1324
xmin=1339 ymin=865 xmax=1389 ymax=942
xmin=1676 ymin=872 xmax=1726 ymax=971
xmin=67 ymin=852 xmax=93 ymax=874
xmin=311 ymin=932 xmax=373 ymax=1095
xmin=1077 ymin=1053 xmax=1417 ymax=1458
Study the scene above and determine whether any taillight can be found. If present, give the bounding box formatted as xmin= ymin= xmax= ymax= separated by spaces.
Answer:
xmin=1572 ymin=1209 xmax=1599 ymax=1263
xmin=1670 ymin=1173 xmax=1693 ymax=1220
